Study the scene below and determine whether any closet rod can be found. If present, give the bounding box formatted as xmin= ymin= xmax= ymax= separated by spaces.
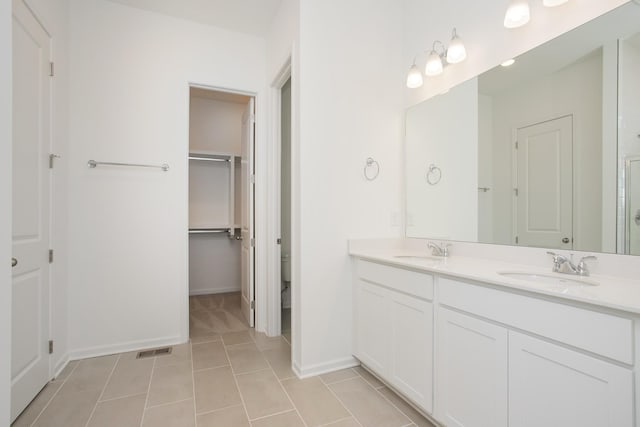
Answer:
xmin=188 ymin=228 xmax=230 ymax=234
xmin=88 ymin=160 xmax=169 ymax=171
xmin=188 ymin=156 xmax=230 ymax=162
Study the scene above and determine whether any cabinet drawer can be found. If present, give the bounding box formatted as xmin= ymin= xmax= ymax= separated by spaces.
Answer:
xmin=357 ymin=260 xmax=434 ymax=300
xmin=439 ymin=277 xmax=633 ymax=364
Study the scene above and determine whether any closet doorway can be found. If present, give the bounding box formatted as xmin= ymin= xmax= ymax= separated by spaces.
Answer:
xmin=188 ymin=87 xmax=255 ymax=334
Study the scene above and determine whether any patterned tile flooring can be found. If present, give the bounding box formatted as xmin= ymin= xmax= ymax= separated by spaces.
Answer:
xmin=12 ymin=293 xmax=435 ymax=427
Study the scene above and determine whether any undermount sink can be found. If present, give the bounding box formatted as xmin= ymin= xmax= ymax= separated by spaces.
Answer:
xmin=498 ymin=271 xmax=599 ymax=287
xmin=394 ymin=254 xmax=444 ymax=261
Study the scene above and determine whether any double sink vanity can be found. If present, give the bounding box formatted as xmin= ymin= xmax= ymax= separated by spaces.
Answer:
xmin=349 ymin=239 xmax=640 ymax=427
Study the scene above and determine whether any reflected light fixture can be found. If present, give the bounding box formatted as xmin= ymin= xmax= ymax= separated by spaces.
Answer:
xmin=504 ymin=0 xmax=530 ymax=28
xmin=406 ymin=61 xmax=424 ymax=88
xmin=543 ymin=0 xmax=568 ymax=6
xmin=446 ymin=28 xmax=467 ymax=64
xmin=501 ymin=58 xmax=515 ymax=67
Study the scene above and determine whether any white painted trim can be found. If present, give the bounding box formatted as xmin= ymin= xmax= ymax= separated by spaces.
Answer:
xmin=183 ymin=82 xmax=259 ymax=340
xmin=189 ymin=287 xmax=240 ymax=296
xmin=266 ymin=55 xmax=292 ymax=338
xmin=0 ymin=0 xmax=12 ymax=423
xmin=52 ymin=354 xmax=70 ymax=380
xmin=293 ymin=356 xmax=360 ymax=379
xmin=68 ymin=336 xmax=185 ymax=361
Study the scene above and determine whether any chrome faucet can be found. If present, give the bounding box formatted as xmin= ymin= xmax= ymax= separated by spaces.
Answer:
xmin=428 ymin=242 xmax=451 ymax=257
xmin=547 ymin=252 xmax=597 ymax=277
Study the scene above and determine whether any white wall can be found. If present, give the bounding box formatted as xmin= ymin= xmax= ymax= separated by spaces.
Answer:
xmin=1 ymin=0 xmax=12 ymax=422
xmin=406 ymin=78 xmax=478 ymax=241
xmin=403 ymin=0 xmax=628 ymax=106
xmin=24 ymin=0 xmax=71 ymax=377
xmin=189 ymin=97 xmax=245 ymax=154
xmin=296 ymin=0 xmax=405 ymax=375
xmin=488 ymin=51 xmax=603 ymax=250
xmin=67 ymin=0 xmax=266 ymax=358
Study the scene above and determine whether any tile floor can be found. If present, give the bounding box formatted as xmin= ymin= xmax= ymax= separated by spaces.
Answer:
xmin=12 ymin=292 xmax=436 ymax=427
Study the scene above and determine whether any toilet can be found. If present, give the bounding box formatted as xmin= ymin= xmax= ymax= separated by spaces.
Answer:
xmin=281 ymin=253 xmax=291 ymax=308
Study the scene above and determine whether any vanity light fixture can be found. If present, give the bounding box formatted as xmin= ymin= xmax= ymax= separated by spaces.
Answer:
xmin=446 ymin=28 xmax=467 ymax=64
xmin=504 ymin=0 xmax=531 ymax=29
xmin=406 ymin=61 xmax=424 ymax=88
xmin=425 ymin=42 xmax=445 ymax=76
xmin=501 ymin=58 xmax=516 ymax=67
xmin=406 ymin=28 xmax=467 ymax=88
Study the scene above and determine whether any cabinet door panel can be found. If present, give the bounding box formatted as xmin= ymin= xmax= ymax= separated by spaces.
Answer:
xmin=509 ymin=332 xmax=633 ymax=427
xmin=436 ymin=308 xmax=508 ymax=427
xmin=356 ymin=281 xmax=391 ymax=375
xmin=390 ymin=293 xmax=433 ymax=413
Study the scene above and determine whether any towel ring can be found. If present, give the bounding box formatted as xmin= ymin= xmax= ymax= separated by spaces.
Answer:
xmin=426 ymin=164 xmax=442 ymax=185
xmin=364 ymin=157 xmax=380 ymax=181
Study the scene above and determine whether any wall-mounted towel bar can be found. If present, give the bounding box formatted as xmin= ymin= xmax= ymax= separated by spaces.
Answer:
xmin=88 ymin=160 xmax=169 ymax=171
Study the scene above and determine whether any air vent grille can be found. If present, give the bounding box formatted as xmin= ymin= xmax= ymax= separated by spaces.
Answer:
xmin=136 ymin=347 xmax=173 ymax=359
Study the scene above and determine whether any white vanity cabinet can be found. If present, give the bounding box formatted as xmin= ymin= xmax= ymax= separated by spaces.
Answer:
xmin=435 ymin=307 xmax=508 ymax=427
xmin=509 ymin=331 xmax=633 ymax=427
xmin=354 ymin=260 xmax=434 ymax=413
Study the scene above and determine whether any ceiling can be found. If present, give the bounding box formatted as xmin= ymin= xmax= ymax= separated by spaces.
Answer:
xmin=107 ymin=0 xmax=282 ymax=36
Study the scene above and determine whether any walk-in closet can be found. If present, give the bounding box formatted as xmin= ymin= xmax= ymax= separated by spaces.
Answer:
xmin=188 ymin=87 xmax=255 ymax=335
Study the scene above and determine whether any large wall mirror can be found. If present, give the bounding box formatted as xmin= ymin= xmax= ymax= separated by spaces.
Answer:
xmin=406 ymin=2 xmax=640 ymax=255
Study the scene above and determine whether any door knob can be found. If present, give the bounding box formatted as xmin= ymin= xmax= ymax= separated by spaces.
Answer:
xmin=11 ymin=257 xmax=17 ymax=267
xmin=562 ymin=237 xmax=570 ymax=244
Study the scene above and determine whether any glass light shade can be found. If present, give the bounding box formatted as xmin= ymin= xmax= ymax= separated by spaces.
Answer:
xmin=504 ymin=0 xmax=530 ymax=28
xmin=501 ymin=59 xmax=515 ymax=67
xmin=543 ymin=0 xmax=568 ymax=6
xmin=446 ymin=34 xmax=467 ymax=64
xmin=406 ymin=64 xmax=423 ymax=88
xmin=425 ymin=51 xmax=444 ymax=76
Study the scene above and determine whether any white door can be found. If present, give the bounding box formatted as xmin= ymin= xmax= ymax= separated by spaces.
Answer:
xmin=509 ymin=331 xmax=633 ymax=427
xmin=435 ymin=308 xmax=508 ymax=427
xmin=11 ymin=0 xmax=52 ymax=421
xmin=389 ymin=293 xmax=433 ymax=413
xmin=515 ymin=115 xmax=573 ymax=249
xmin=355 ymin=281 xmax=391 ymax=376
xmin=626 ymin=157 xmax=640 ymax=255
xmin=241 ymin=99 xmax=255 ymax=327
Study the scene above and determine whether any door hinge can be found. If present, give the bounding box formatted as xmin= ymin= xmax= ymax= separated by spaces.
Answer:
xmin=250 ymin=301 xmax=255 ymax=309
xmin=250 ymin=238 xmax=255 ymax=247
xmin=49 ymin=62 xmax=54 ymax=77
xmin=49 ymin=154 xmax=60 ymax=169
xmin=515 ymin=236 xmax=519 ymax=244
xmin=250 ymin=174 xmax=255 ymax=184
xmin=49 ymin=249 xmax=54 ymax=263
xmin=49 ymin=340 xmax=54 ymax=354
xmin=276 ymin=238 xmax=281 ymax=245
xmin=513 ymin=188 xmax=519 ymax=197
xmin=515 ymin=141 xmax=519 ymax=149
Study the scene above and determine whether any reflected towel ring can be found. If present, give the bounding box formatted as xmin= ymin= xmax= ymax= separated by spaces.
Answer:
xmin=364 ymin=157 xmax=380 ymax=181
xmin=426 ymin=164 xmax=442 ymax=185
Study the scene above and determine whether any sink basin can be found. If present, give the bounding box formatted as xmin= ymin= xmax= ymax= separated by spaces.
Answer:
xmin=394 ymin=254 xmax=444 ymax=261
xmin=498 ymin=271 xmax=599 ymax=287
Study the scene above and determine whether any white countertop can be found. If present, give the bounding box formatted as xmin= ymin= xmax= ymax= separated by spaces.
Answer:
xmin=349 ymin=246 xmax=640 ymax=315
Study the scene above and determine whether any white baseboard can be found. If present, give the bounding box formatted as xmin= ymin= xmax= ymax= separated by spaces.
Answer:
xmin=68 ymin=336 xmax=186 ymax=361
xmin=52 ymin=354 xmax=70 ymax=379
xmin=189 ymin=287 xmax=240 ymax=296
xmin=293 ymin=356 xmax=359 ymax=379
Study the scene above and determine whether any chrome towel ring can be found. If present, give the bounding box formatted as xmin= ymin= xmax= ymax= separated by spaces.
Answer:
xmin=426 ymin=164 xmax=442 ymax=185
xmin=364 ymin=157 xmax=380 ymax=181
